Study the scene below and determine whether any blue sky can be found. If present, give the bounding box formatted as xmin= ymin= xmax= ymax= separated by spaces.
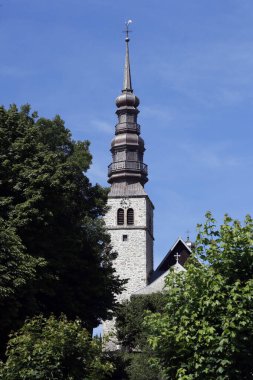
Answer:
xmin=1 ymin=0 xmax=253 ymax=267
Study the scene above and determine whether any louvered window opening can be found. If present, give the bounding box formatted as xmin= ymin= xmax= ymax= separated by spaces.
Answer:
xmin=117 ymin=208 xmax=124 ymax=225
xmin=127 ymin=208 xmax=134 ymax=225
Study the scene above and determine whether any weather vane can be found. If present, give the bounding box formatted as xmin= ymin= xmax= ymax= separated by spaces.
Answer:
xmin=124 ymin=20 xmax=133 ymax=41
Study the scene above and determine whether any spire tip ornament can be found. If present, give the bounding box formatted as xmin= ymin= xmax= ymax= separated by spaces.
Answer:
xmin=124 ymin=20 xmax=132 ymax=42
xmin=122 ymin=20 xmax=133 ymax=93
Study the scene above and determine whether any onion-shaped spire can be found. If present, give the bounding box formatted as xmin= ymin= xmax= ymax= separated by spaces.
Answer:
xmin=108 ymin=22 xmax=148 ymax=188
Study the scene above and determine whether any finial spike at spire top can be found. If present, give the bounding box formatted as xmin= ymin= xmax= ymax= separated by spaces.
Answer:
xmin=123 ymin=20 xmax=133 ymax=92
xmin=124 ymin=19 xmax=132 ymax=41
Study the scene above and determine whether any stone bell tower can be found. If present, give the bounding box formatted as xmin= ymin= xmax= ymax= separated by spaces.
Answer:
xmin=104 ymin=27 xmax=154 ymax=303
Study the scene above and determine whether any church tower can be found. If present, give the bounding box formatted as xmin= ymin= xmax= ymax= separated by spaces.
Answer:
xmin=104 ymin=28 xmax=154 ymax=302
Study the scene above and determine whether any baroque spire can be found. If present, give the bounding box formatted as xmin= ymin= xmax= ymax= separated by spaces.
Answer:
xmin=108 ymin=22 xmax=148 ymax=191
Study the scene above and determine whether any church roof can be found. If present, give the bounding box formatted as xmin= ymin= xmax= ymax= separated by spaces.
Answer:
xmin=108 ymin=182 xmax=148 ymax=197
xmin=148 ymin=237 xmax=192 ymax=283
xmin=133 ymin=237 xmax=192 ymax=296
xmin=134 ymin=262 xmax=186 ymax=295
xmin=155 ymin=237 xmax=192 ymax=273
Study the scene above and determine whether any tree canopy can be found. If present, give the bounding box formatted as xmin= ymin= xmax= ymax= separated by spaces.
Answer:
xmin=114 ymin=293 xmax=166 ymax=380
xmin=0 ymin=217 xmax=46 ymax=354
xmin=0 ymin=104 xmax=124 ymax=355
xmin=116 ymin=293 xmax=166 ymax=352
xmin=145 ymin=213 xmax=253 ymax=380
xmin=0 ymin=315 xmax=113 ymax=380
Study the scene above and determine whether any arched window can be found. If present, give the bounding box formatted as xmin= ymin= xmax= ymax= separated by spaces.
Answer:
xmin=127 ymin=208 xmax=134 ymax=225
xmin=117 ymin=208 xmax=124 ymax=225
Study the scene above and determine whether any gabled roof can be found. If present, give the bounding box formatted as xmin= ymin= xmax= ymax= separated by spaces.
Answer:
xmin=148 ymin=237 xmax=192 ymax=285
xmin=156 ymin=237 xmax=192 ymax=272
xmin=134 ymin=262 xmax=186 ymax=296
xmin=133 ymin=237 xmax=192 ymax=296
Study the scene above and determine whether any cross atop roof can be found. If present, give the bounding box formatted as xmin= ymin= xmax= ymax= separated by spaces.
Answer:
xmin=174 ymin=252 xmax=180 ymax=264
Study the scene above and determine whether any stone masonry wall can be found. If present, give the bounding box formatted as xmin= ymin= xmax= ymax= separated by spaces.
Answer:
xmin=146 ymin=198 xmax=154 ymax=279
xmin=104 ymin=195 xmax=154 ymax=301
xmin=103 ymin=195 xmax=154 ymax=343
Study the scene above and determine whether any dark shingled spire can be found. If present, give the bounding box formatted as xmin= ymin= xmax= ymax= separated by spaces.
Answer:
xmin=123 ymin=34 xmax=133 ymax=92
xmin=108 ymin=23 xmax=148 ymax=192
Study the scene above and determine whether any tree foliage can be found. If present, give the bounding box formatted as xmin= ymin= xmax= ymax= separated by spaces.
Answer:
xmin=0 ymin=104 xmax=124 ymax=354
xmin=0 ymin=217 xmax=44 ymax=302
xmin=145 ymin=213 xmax=253 ymax=380
xmin=0 ymin=315 xmax=113 ymax=380
xmin=0 ymin=217 xmax=46 ymax=353
xmin=116 ymin=293 xmax=166 ymax=352
xmin=114 ymin=293 xmax=166 ymax=380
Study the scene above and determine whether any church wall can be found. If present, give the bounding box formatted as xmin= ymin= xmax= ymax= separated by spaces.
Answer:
xmin=104 ymin=196 xmax=153 ymax=301
xmin=146 ymin=198 xmax=154 ymax=280
xmin=109 ymin=228 xmax=147 ymax=300
xmin=105 ymin=196 xmax=148 ymax=227
xmin=146 ymin=232 xmax=154 ymax=283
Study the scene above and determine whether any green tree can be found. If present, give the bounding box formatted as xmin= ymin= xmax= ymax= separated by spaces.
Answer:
xmin=0 ymin=218 xmax=45 ymax=354
xmin=145 ymin=213 xmax=253 ymax=380
xmin=0 ymin=315 xmax=113 ymax=380
xmin=0 ymin=104 xmax=124 ymax=353
xmin=116 ymin=293 xmax=166 ymax=352
xmin=113 ymin=293 xmax=166 ymax=380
